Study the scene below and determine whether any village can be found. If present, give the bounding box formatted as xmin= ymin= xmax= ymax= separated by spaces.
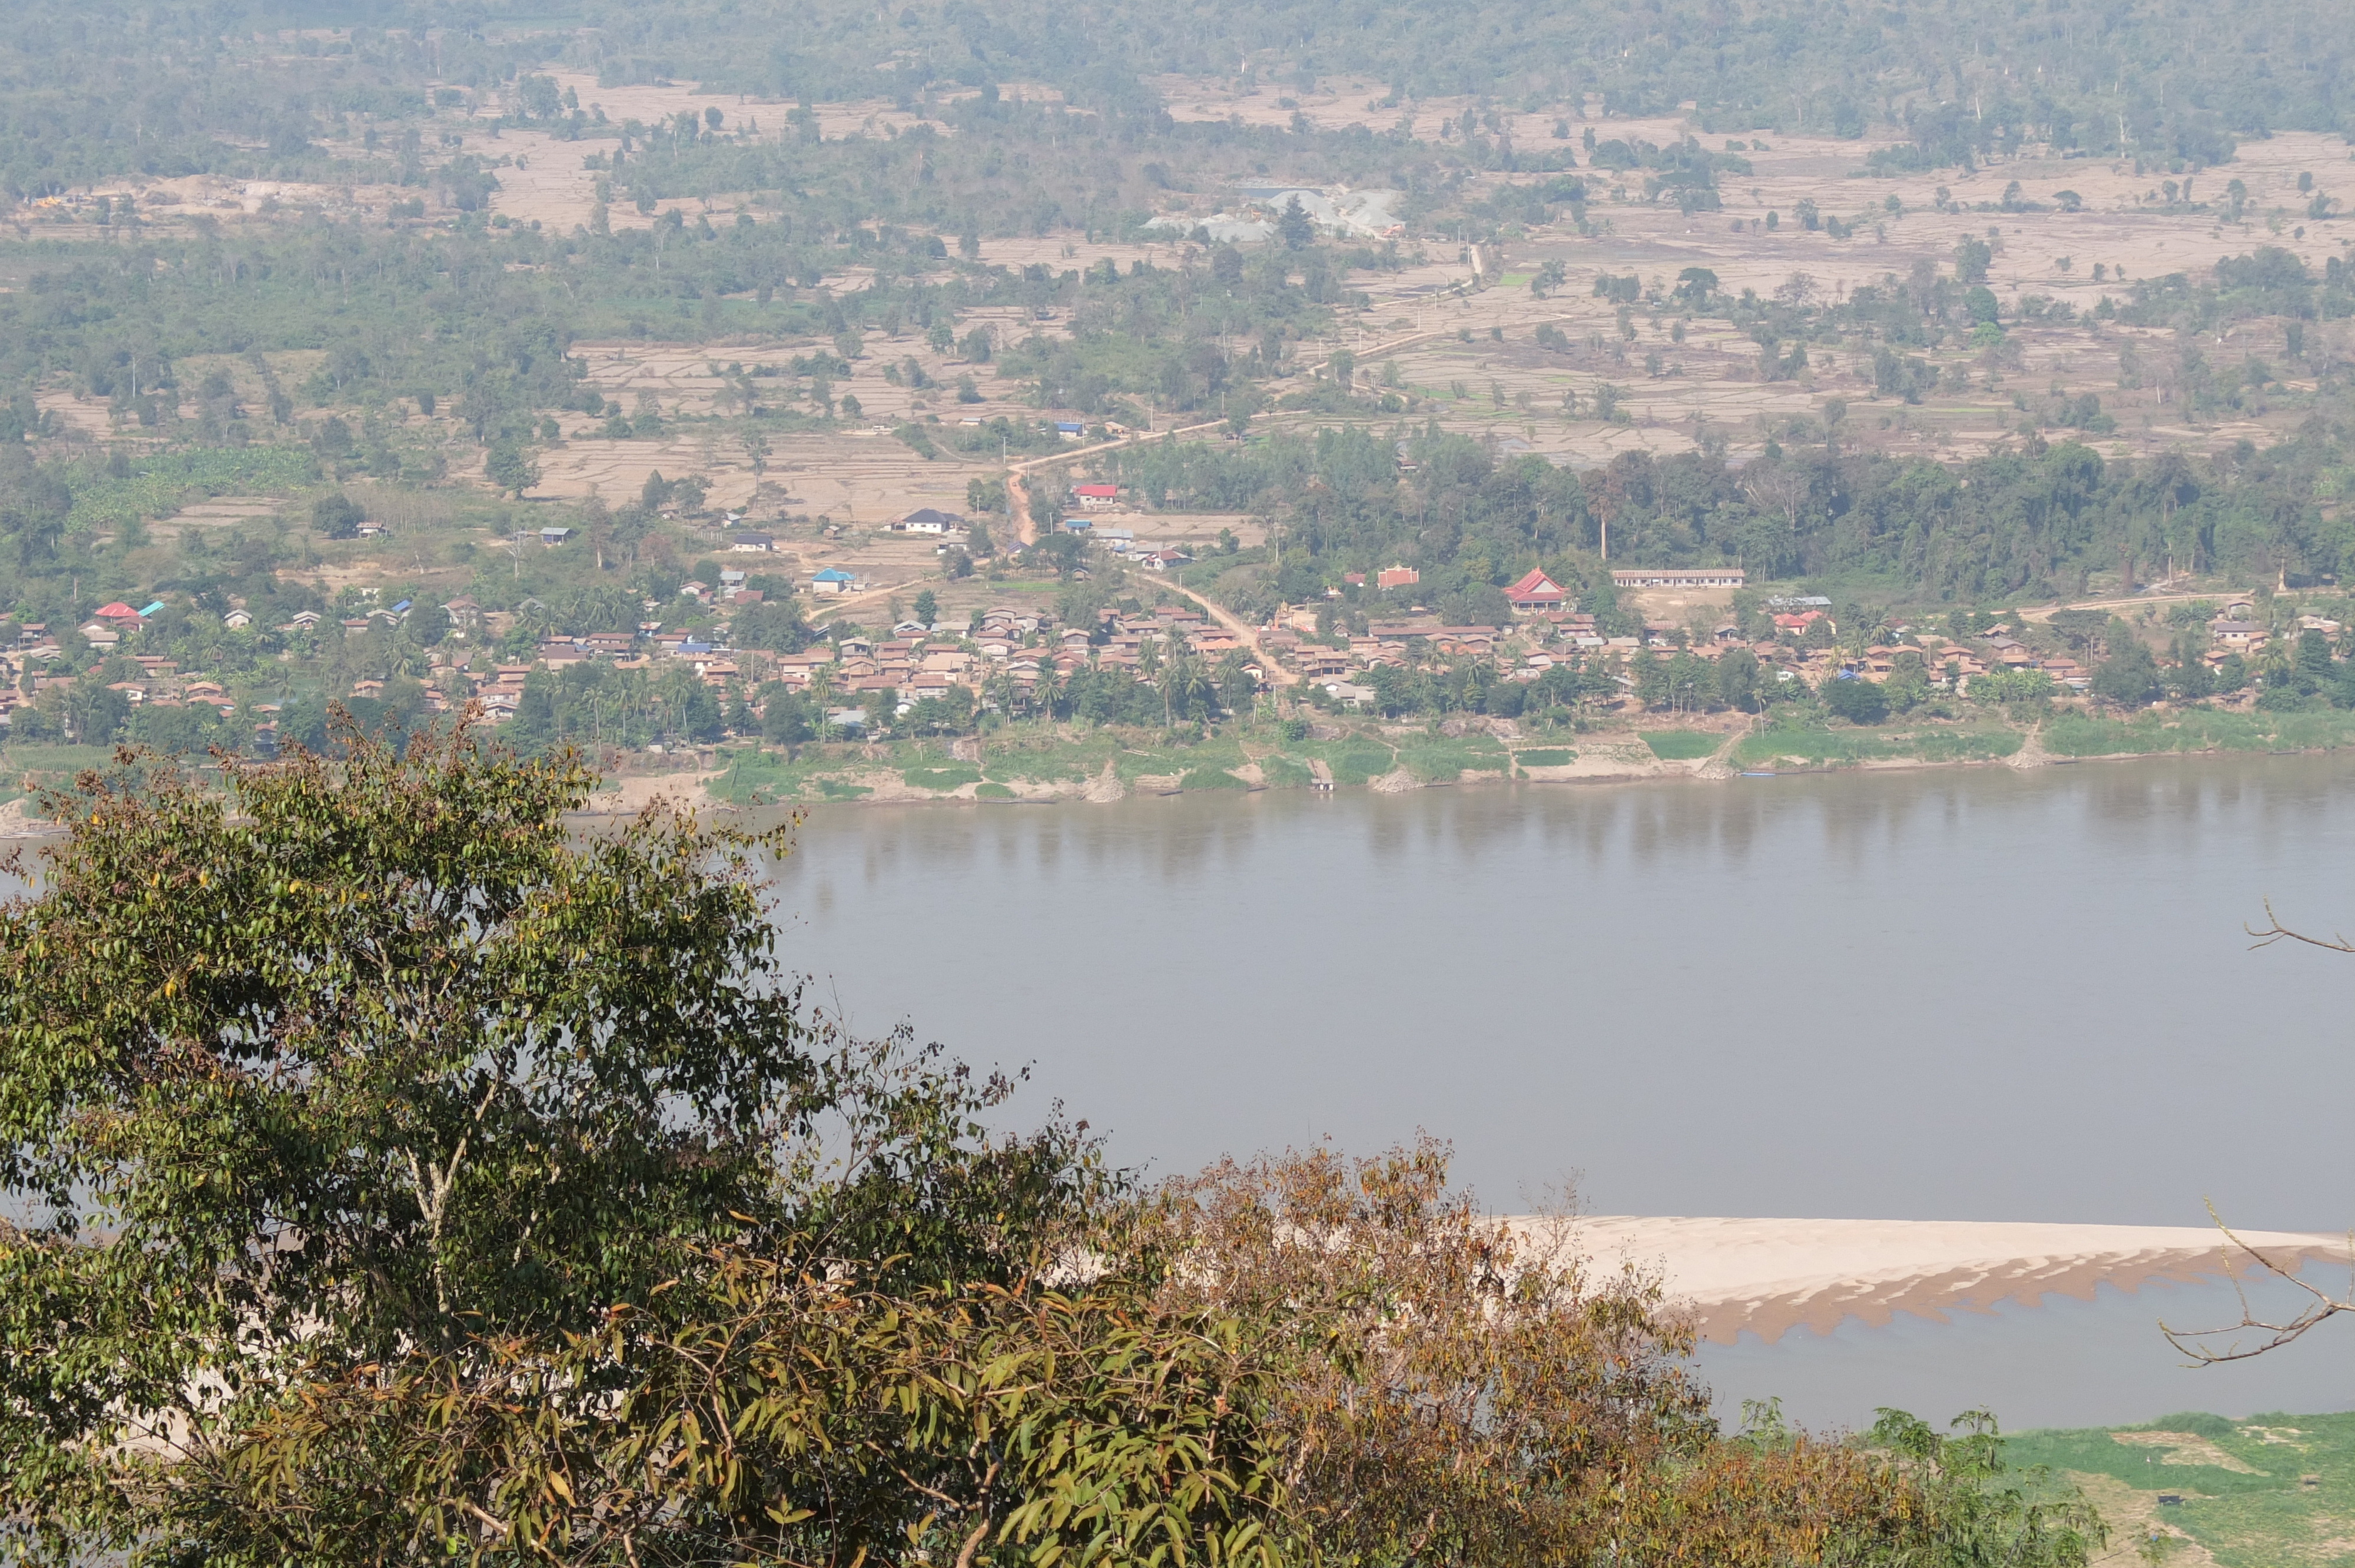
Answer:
xmin=1 ymin=460 xmax=2318 ymax=775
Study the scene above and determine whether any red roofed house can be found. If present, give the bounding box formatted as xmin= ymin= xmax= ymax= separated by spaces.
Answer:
xmin=94 ymin=602 xmax=143 ymax=626
xmin=1072 ymin=483 xmax=1120 ymax=510
xmin=1504 ymin=569 xmax=1566 ymax=612
xmin=1376 ymin=566 xmax=1419 ymax=590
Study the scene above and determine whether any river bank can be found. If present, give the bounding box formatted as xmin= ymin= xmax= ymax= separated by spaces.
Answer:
xmin=695 ymin=706 xmax=2355 ymax=808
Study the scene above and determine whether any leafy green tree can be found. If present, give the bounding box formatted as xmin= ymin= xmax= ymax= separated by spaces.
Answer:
xmin=1716 ymin=646 xmax=1760 ymax=710
xmin=1820 ymin=675 xmax=1890 ymax=723
xmin=914 ymin=588 xmax=938 ymax=624
xmin=310 ymin=491 xmax=365 ymax=539
xmin=484 ymin=437 xmax=539 ymax=497
xmin=0 ymin=729 xmax=817 ymax=1550
xmin=1277 ymin=195 xmax=1316 ymax=250
xmin=2092 ymin=638 xmax=2162 ymax=706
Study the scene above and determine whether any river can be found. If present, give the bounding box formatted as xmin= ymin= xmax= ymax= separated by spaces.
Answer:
xmin=771 ymin=755 xmax=2355 ymax=1429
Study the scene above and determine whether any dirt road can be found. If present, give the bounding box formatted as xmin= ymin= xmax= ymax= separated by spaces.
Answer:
xmin=1160 ymin=577 xmax=1298 ymax=687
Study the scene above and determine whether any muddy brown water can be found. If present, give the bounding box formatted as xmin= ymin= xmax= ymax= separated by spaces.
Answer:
xmin=769 ymin=754 xmax=2355 ymax=1427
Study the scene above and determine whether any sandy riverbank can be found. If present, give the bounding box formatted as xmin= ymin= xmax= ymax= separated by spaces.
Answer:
xmin=1547 ymin=1215 xmax=2346 ymax=1345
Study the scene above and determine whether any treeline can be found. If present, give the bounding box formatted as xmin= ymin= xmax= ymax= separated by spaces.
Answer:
xmin=0 ymin=4 xmax=542 ymax=199
xmin=3 ymin=0 xmax=2326 ymax=221
xmin=1112 ymin=423 xmax=2355 ymax=607
xmin=539 ymin=0 xmax=2314 ymax=155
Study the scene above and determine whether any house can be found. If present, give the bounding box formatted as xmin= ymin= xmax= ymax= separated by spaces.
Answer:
xmin=1072 ymin=483 xmax=1120 ymax=509
xmin=223 ymin=610 xmax=253 ymax=630
xmin=582 ymin=631 xmax=635 ymax=654
xmin=1376 ymin=566 xmax=1420 ymax=590
xmin=729 ymin=533 xmax=776 ymax=552
xmin=290 ymin=610 xmax=322 ymax=631
xmin=1504 ymin=569 xmax=1567 ymax=612
xmin=1609 ymin=567 xmax=1747 ymax=589
xmin=1136 ymin=550 xmax=1192 ymax=571
xmin=540 ymin=526 xmax=573 ymax=547
xmin=811 ymin=568 xmax=857 ymax=596
xmin=1772 ymin=610 xmax=1825 ymax=633
xmin=94 ymin=602 xmax=143 ymax=627
xmin=79 ymin=622 xmax=121 ymax=649
xmin=1344 ymin=572 xmax=1366 ymax=587
xmin=1054 ymin=421 xmax=1086 ymax=437
xmin=2210 ymin=619 xmax=2264 ymax=645
xmin=1062 ymin=517 xmax=1092 ymax=533
xmin=894 ymin=508 xmax=966 ymax=534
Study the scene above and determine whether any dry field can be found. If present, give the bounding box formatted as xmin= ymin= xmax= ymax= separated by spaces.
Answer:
xmin=28 ymin=62 xmax=2355 ymax=621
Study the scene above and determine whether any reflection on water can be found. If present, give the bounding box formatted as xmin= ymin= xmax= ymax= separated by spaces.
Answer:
xmin=772 ymin=755 xmax=2355 ymax=1423
xmin=774 ymin=754 xmax=2355 ymax=1230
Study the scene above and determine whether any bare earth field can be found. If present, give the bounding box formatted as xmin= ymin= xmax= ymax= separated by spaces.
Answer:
xmin=31 ymin=69 xmax=2355 ymax=622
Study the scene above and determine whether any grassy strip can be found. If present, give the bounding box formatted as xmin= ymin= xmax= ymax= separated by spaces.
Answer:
xmin=2044 ymin=709 xmax=2355 ymax=757
xmin=1734 ymin=725 xmax=2022 ymax=768
xmin=1640 ymin=731 xmax=1720 ymax=760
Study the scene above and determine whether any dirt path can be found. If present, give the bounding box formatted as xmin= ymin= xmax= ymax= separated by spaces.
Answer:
xmin=1006 ymin=470 xmax=1039 ymax=546
xmin=1160 ymin=578 xmax=1298 ymax=686
xmin=1692 ymin=720 xmax=1753 ymax=780
xmin=2019 ymin=592 xmax=2213 ymax=622
xmin=2005 ymin=722 xmax=2051 ymax=769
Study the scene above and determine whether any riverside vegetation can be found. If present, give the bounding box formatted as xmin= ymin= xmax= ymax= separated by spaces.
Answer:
xmin=0 ymin=726 xmax=2115 ymax=1565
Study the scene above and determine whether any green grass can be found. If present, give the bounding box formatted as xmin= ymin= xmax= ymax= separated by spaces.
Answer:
xmin=1178 ymin=767 xmax=1246 ymax=790
xmin=901 ymin=764 xmax=981 ymax=792
xmin=1732 ymin=724 xmax=2021 ymax=768
xmin=701 ymin=748 xmax=815 ymax=805
xmin=1641 ymin=731 xmax=1720 ymax=760
xmin=813 ymin=776 xmax=872 ymax=800
xmin=974 ymin=781 xmax=1016 ymax=799
xmin=1319 ymin=740 xmax=1399 ymax=786
xmin=2008 ymin=1410 xmax=2355 ymax=1567
xmin=2044 ymin=709 xmax=2355 ymax=758
xmin=1399 ymin=737 xmax=1506 ymax=782
xmin=0 ymin=744 xmax=120 ymax=775
xmin=1514 ymin=748 xmax=1576 ymax=766
xmin=1258 ymin=754 xmax=1314 ymax=789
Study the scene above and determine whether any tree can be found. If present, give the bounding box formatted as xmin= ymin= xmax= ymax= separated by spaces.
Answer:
xmin=2091 ymin=638 xmax=2162 ymax=706
xmin=311 ymin=491 xmax=364 ymax=538
xmin=1820 ymin=674 xmax=1890 ymax=723
xmin=0 ymin=728 xmax=807 ymax=1548
xmin=485 ymin=437 xmax=539 ymax=497
xmin=914 ymin=588 xmax=938 ymax=625
xmin=405 ymin=600 xmax=452 ymax=645
xmin=1277 ymin=195 xmax=1316 ymax=250
xmin=1955 ymin=235 xmax=1992 ymax=284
